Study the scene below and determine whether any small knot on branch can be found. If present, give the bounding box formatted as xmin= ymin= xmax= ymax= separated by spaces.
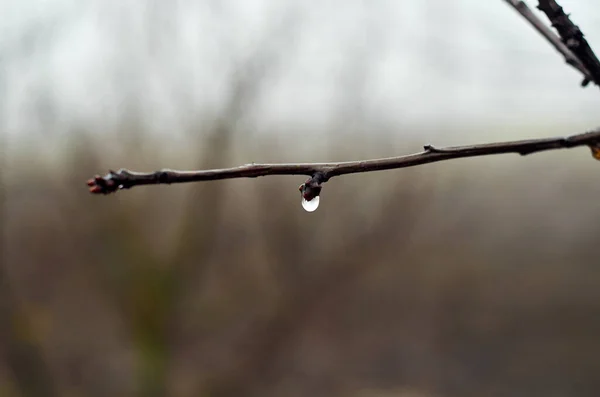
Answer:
xmin=423 ymin=144 xmax=443 ymax=153
xmin=298 ymin=172 xmax=327 ymax=202
xmin=157 ymin=171 xmax=170 ymax=184
xmin=424 ymin=144 xmax=452 ymax=154
xmin=87 ymin=169 xmax=131 ymax=194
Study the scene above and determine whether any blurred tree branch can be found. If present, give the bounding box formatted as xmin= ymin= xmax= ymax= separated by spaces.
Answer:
xmin=504 ymin=0 xmax=599 ymax=86
xmin=536 ymin=0 xmax=600 ymax=86
xmin=1 ymin=183 xmax=56 ymax=397
xmin=88 ymin=0 xmax=600 ymax=199
xmin=88 ymin=130 xmax=600 ymax=195
xmin=0 ymin=60 xmax=58 ymax=397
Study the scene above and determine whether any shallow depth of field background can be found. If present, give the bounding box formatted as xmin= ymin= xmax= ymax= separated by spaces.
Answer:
xmin=2 ymin=1 xmax=600 ymax=396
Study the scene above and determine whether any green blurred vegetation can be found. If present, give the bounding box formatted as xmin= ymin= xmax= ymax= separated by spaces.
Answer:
xmin=1 ymin=117 xmax=600 ymax=397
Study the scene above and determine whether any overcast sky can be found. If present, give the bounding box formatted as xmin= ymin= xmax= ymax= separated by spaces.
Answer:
xmin=2 ymin=0 xmax=599 ymax=140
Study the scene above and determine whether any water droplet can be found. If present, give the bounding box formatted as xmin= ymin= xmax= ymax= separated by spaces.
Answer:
xmin=301 ymin=196 xmax=320 ymax=212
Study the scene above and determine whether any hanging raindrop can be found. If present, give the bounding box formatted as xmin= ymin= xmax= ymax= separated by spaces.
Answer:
xmin=301 ymin=196 xmax=320 ymax=212
xmin=299 ymin=174 xmax=325 ymax=213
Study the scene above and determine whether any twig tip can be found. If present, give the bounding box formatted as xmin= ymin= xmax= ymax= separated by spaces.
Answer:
xmin=86 ymin=171 xmax=121 ymax=195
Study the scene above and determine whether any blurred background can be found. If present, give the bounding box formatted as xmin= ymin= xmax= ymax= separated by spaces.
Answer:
xmin=2 ymin=0 xmax=600 ymax=396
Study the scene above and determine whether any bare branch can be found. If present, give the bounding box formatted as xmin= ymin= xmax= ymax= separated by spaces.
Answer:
xmin=87 ymin=129 xmax=600 ymax=195
xmin=536 ymin=0 xmax=600 ymax=86
xmin=503 ymin=0 xmax=595 ymax=86
xmin=87 ymin=1 xmax=600 ymax=198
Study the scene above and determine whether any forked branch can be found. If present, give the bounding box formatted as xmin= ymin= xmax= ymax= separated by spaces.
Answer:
xmin=88 ymin=0 xmax=600 ymax=199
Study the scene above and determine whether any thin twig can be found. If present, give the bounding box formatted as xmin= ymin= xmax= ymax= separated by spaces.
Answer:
xmin=87 ymin=129 xmax=600 ymax=194
xmin=536 ymin=0 xmax=600 ymax=86
xmin=88 ymin=0 xmax=600 ymax=196
xmin=503 ymin=0 xmax=594 ymax=86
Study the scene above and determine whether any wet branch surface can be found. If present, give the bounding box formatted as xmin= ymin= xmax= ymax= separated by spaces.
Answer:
xmin=88 ymin=129 xmax=600 ymax=195
xmin=88 ymin=0 xmax=600 ymax=197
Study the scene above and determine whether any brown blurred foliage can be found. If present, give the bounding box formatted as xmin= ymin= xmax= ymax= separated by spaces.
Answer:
xmin=1 ymin=112 xmax=600 ymax=397
xmin=3 ymin=2 xmax=600 ymax=396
